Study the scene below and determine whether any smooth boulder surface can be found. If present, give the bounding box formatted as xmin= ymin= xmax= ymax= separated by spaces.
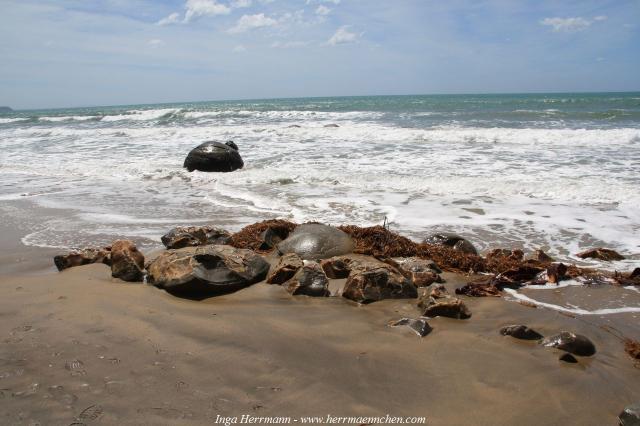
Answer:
xmin=183 ymin=141 xmax=244 ymax=173
xmin=283 ymin=262 xmax=330 ymax=297
xmin=576 ymin=247 xmax=625 ymax=261
xmin=540 ymin=332 xmax=596 ymax=356
xmin=146 ymin=245 xmax=269 ymax=299
xmin=54 ymin=247 xmax=111 ymax=271
xmin=277 ymin=223 xmax=354 ymax=260
xmin=110 ymin=240 xmax=144 ymax=282
xmin=418 ymin=295 xmax=471 ymax=319
xmin=161 ymin=226 xmax=231 ymax=249
xmin=619 ymin=403 xmax=640 ymax=426
xmin=500 ymin=325 xmax=543 ymax=340
xmin=266 ymin=253 xmax=304 ymax=284
xmin=423 ymin=233 xmax=478 ymax=255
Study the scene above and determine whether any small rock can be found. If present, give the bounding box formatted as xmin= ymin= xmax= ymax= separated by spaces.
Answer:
xmin=424 ymin=233 xmax=478 ymax=255
xmin=529 ymin=249 xmax=554 ymax=263
xmin=418 ymin=295 xmax=471 ymax=319
xmin=546 ymin=263 xmax=568 ymax=284
xmin=619 ymin=403 xmax=640 ymax=426
xmin=54 ymin=247 xmax=111 ymax=271
xmin=283 ymin=262 xmax=330 ymax=297
xmin=389 ymin=318 xmax=432 ymax=337
xmin=559 ymin=353 xmax=578 ymax=363
xmin=392 ymin=257 xmax=444 ymax=287
xmin=323 ymin=124 xmax=339 ymax=128
xmin=540 ymin=331 xmax=596 ymax=356
xmin=266 ymin=253 xmax=303 ymax=284
xmin=161 ymin=226 xmax=231 ymax=249
xmin=430 ymin=284 xmax=448 ymax=299
xmin=110 ymin=240 xmax=144 ymax=282
xmin=576 ymin=247 xmax=625 ymax=261
xmin=500 ymin=325 xmax=543 ymax=340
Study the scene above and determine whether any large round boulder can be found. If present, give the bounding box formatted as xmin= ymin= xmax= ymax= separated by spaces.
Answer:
xmin=146 ymin=245 xmax=269 ymax=299
xmin=183 ymin=141 xmax=244 ymax=172
xmin=276 ymin=224 xmax=354 ymax=260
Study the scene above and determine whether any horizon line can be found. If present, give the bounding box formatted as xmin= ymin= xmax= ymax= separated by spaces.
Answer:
xmin=8 ymin=89 xmax=640 ymax=112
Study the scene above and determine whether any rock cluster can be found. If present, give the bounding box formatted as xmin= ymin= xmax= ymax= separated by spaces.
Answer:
xmin=161 ymin=226 xmax=231 ymax=249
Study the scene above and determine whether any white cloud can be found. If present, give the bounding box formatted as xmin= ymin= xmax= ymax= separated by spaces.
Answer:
xmin=306 ymin=0 xmax=340 ymax=4
xmin=270 ymin=41 xmax=309 ymax=48
xmin=231 ymin=0 xmax=252 ymax=8
xmin=540 ymin=16 xmax=607 ymax=33
xmin=184 ymin=0 xmax=231 ymax=22
xmin=315 ymin=5 xmax=331 ymax=15
xmin=228 ymin=13 xmax=277 ymax=33
xmin=327 ymin=25 xmax=359 ymax=45
xmin=233 ymin=44 xmax=247 ymax=52
xmin=157 ymin=12 xmax=181 ymax=26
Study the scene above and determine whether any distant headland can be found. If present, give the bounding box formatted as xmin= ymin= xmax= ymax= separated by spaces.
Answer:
xmin=0 ymin=106 xmax=13 ymax=113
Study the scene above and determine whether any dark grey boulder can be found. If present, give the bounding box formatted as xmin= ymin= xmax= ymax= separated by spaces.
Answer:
xmin=423 ymin=233 xmax=478 ymax=255
xmin=540 ymin=331 xmax=596 ymax=356
xmin=277 ymin=223 xmax=354 ymax=260
xmin=500 ymin=325 xmax=543 ymax=340
xmin=146 ymin=245 xmax=269 ymax=299
xmin=619 ymin=403 xmax=640 ymax=426
xmin=559 ymin=353 xmax=578 ymax=363
xmin=183 ymin=141 xmax=243 ymax=172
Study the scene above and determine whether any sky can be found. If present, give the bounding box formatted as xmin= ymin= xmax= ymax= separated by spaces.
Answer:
xmin=0 ymin=0 xmax=639 ymax=109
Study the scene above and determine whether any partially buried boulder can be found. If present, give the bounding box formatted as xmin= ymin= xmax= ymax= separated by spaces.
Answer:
xmin=266 ymin=253 xmax=304 ymax=284
xmin=110 ymin=240 xmax=144 ymax=282
xmin=146 ymin=245 xmax=269 ymax=299
xmin=423 ymin=233 xmax=478 ymax=255
xmin=277 ymin=223 xmax=354 ymax=260
xmin=576 ymin=247 xmax=625 ymax=261
xmin=418 ymin=294 xmax=471 ymax=319
xmin=183 ymin=141 xmax=243 ymax=172
xmin=540 ymin=331 xmax=596 ymax=356
xmin=161 ymin=226 xmax=231 ymax=249
xmin=283 ymin=262 xmax=330 ymax=297
xmin=500 ymin=324 xmax=543 ymax=340
xmin=619 ymin=403 xmax=640 ymax=426
xmin=330 ymin=256 xmax=417 ymax=304
xmin=389 ymin=318 xmax=432 ymax=337
xmin=54 ymin=247 xmax=111 ymax=271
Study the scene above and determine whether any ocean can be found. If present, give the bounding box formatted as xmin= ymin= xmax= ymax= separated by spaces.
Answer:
xmin=1 ymin=92 xmax=639 ymax=273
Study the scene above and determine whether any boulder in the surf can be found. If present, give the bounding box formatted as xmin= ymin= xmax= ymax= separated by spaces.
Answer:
xmin=183 ymin=140 xmax=243 ymax=172
xmin=161 ymin=226 xmax=231 ymax=249
xmin=423 ymin=233 xmax=478 ymax=255
xmin=540 ymin=331 xmax=596 ymax=357
xmin=277 ymin=223 xmax=354 ymax=260
xmin=146 ymin=245 xmax=269 ymax=299
xmin=54 ymin=247 xmax=112 ymax=271
xmin=110 ymin=239 xmax=144 ymax=282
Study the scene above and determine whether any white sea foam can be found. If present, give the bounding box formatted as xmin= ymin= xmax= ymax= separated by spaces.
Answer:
xmin=0 ymin=117 xmax=29 ymax=124
xmin=503 ymin=288 xmax=640 ymax=315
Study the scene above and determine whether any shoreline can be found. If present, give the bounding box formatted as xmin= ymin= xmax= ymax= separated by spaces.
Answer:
xmin=1 ymin=221 xmax=639 ymax=425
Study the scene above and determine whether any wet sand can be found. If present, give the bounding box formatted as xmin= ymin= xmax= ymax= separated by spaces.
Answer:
xmin=1 ymin=245 xmax=639 ymax=425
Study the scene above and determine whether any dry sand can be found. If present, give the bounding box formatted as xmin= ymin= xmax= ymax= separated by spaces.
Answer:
xmin=1 ymin=244 xmax=639 ymax=426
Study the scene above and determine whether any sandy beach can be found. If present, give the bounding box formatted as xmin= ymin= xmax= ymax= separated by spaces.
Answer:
xmin=1 ymin=234 xmax=639 ymax=426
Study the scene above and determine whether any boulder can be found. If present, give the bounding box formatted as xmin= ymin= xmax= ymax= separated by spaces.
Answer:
xmin=559 ymin=353 xmax=578 ymax=364
xmin=110 ymin=240 xmax=144 ymax=282
xmin=418 ymin=295 xmax=471 ymax=319
xmin=340 ymin=257 xmax=417 ymax=304
xmin=324 ymin=124 xmax=339 ymax=128
xmin=277 ymin=223 xmax=354 ymax=260
xmin=54 ymin=247 xmax=111 ymax=271
xmin=258 ymin=226 xmax=290 ymax=250
xmin=146 ymin=245 xmax=269 ymax=299
xmin=389 ymin=318 xmax=432 ymax=337
xmin=429 ymin=284 xmax=448 ymax=299
xmin=392 ymin=257 xmax=443 ymax=287
xmin=500 ymin=325 xmax=543 ymax=340
xmin=619 ymin=403 xmax=640 ymax=426
xmin=183 ymin=141 xmax=244 ymax=172
xmin=576 ymin=247 xmax=625 ymax=261
xmin=529 ymin=249 xmax=554 ymax=263
xmin=546 ymin=263 xmax=568 ymax=284
xmin=455 ymin=279 xmax=502 ymax=297
xmin=540 ymin=332 xmax=596 ymax=356
xmin=266 ymin=253 xmax=304 ymax=284
xmin=161 ymin=226 xmax=231 ymax=249
xmin=423 ymin=233 xmax=478 ymax=255
xmin=283 ymin=262 xmax=330 ymax=297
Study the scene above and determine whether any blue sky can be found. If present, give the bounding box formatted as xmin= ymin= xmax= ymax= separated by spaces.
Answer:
xmin=0 ymin=0 xmax=639 ymax=109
